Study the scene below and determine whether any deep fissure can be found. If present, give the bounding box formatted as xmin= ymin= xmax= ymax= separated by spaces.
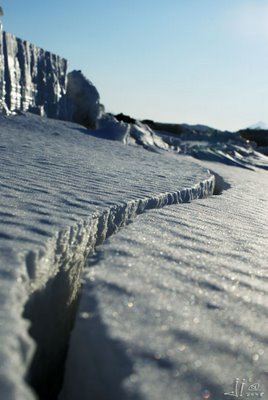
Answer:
xmin=22 ymin=173 xmax=228 ymax=399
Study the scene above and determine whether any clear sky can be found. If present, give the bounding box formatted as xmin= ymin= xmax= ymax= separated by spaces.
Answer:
xmin=1 ymin=0 xmax=268 ymax=131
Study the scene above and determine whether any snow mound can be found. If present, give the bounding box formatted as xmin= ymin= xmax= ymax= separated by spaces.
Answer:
xmin=155 ymin=126 xmax=268 ymax=170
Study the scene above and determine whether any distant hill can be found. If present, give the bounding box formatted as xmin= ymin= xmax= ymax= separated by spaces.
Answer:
xmin=247 ymin=121 xmax=268 ymax=130
xmin=238 ymin=128 xmax=268 ymax=148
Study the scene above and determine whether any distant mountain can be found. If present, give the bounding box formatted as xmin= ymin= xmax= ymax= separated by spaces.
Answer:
xmin=247 ymin=121 xmax=268 ymax=130
xmin=238 ymin=125 xmax=268 ymax=149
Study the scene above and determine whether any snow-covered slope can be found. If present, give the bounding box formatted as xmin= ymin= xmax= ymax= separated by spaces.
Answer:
xmin=0 ymin=113 xmax=215 ymax=400
xmin=104 ymin=115 xmax=268 ymax=170
xmin=60 ymin=162 xmax=268 ymax=400
xmin=153 ymin=125 xmax=268 ymax=170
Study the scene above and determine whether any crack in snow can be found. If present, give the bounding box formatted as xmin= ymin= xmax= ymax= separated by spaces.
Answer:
xmin=22 ymin=175 xmax=221 ymax=399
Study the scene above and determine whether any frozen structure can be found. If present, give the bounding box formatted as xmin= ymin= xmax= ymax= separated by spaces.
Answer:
xmin=66 ymin=70 xmax=103 ymax=129
xmin=0 ymin=30 xmax=107 ymax=130
xmin=2 ymin=29 xmax=266 ymax=164
xmin=0 ymin=30 xmax=68 ymax=118
xmin=0 ymin=30 xmax=174 ymax=147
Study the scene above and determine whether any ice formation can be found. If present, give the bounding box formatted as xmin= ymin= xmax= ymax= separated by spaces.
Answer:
xmin=0 ymin=29 xmax=267 ymax=168
xmin=66 ymin=70 xmax=103 ymax=129
xmin=0 ymin=31 xmax=68 ymax=118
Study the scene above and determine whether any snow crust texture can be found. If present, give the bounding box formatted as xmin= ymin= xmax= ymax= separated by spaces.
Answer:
xmin=61 ymin=162 xmax=268 ymax=400
xmin=0 ymin=114 xmax=214 ymax=400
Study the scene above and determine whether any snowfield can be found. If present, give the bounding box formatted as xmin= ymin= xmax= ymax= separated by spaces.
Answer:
xmin=60 ymin=162 xmax=268 ymax=400
xmin=0 ymin=113 xmax=214 ymax=400
xmin=0 ymin=113 xmax=267 ymax=400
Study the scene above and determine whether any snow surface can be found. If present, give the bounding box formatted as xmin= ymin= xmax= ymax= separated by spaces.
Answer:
xmin=0 ymin=113 xmax=214 ymax=400
xmin=154 ymin=128 xmax=268 ymax=171
xmin=95 ymin=111 xmax=268 ymax=170
xmin=60 ymin=162 xmax=268 ymax=400
xmin=0 ymin=110 xmax=267 ymax=400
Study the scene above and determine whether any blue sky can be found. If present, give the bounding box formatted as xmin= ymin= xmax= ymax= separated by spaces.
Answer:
xmin=2 ymin=0 xmax=268 ymax=130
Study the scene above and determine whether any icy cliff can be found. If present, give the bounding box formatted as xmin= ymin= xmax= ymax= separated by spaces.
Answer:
xmin=0 ymin=31 xmax=68 ymax=118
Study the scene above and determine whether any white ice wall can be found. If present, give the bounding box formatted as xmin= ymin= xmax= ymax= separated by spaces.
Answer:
xmin=0 ymin=31 xmax=68 ymax=118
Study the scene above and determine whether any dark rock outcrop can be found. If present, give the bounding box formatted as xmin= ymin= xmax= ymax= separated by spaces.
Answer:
xmin=114 ymin=113 xmax=136 ymax=124
xmin=238 ymin=128 xmax=268 ymax=148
